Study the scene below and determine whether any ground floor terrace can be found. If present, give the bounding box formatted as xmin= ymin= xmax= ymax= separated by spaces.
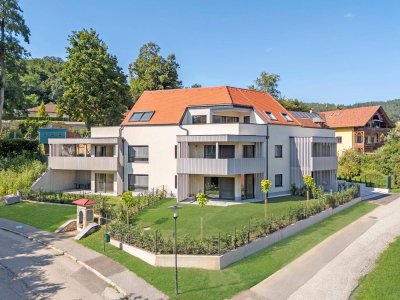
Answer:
xmin=31 ymin=169 xmax=120 ymax=195
xmin=177 ymin=173 xmax=265 ymax=201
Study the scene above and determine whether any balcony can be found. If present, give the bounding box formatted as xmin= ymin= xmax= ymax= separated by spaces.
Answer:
xmin=180 ymin=123 xmax=267 ymax=136
xmin=310 ymin=156 xmax=338 ymax=171
xmin=177 ymin=158 xmax=265 ymax=175
xmin=49 ymin=156 xmax=118 ymax=171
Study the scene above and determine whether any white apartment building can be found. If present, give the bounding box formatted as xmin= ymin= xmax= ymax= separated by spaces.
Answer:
xmin=32 ymin=86 xmax=338 ymax=201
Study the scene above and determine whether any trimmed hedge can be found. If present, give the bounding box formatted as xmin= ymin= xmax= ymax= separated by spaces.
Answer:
xmin=109 ymin=185 xmax=360 ymax=255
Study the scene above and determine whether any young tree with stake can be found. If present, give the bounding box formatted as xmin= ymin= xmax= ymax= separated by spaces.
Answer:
xmin=261 ymin=179 xmax=272 ymax=222
xmin=303 ymin=175 xmax=315 ymax=208
xmin=196 ymin=192 xmax=208 ymax=241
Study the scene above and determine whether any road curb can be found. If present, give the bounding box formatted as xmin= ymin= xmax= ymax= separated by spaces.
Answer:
xmin=0 ymin=226 xmax=128 ymax=298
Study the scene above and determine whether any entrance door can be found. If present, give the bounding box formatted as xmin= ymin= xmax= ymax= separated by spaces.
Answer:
xmin=220 ymin=177 xmax=235 ymax=199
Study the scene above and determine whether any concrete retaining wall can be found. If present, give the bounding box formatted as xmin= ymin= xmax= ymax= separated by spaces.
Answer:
xmin=111 ymin=197 xmax=362 ymax=270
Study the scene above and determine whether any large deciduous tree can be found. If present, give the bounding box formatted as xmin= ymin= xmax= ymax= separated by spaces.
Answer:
xmin=59 ymin=29 xmax=130 ymax=128
xmin=0 ymin=0 xmax=30 ymax=128
xmin=279 ymin=97 xmax=311 ymax=112
xmin=21 ymin=56 xmax=64 ymax=107
xmin=249 ymin=71 xmax=280 ymax=99
xmin=129 ymin=42 xmax=182 ymax=101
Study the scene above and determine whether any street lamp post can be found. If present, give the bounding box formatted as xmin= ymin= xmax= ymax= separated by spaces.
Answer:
xmin=168 ymin=205 xmax=182 ymax=295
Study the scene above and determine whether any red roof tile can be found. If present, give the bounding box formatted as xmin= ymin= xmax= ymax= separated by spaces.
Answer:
xmin=320 ymin=106 xmax=384 ymax=128
xmin=27 ymin=103 xmax=57 ymax=113
xmin=72 ymin=199 xmax=97 ymax=206
xmin=121 ymin=86 xmax=301 ymax=126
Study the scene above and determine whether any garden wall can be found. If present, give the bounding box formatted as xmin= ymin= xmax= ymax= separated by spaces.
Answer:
xmin=110 ymin=197 xmax=362 ymax=270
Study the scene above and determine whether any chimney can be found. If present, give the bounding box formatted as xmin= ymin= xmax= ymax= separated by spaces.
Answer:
xmin=310 ymin=109 xmax=313 ymax=113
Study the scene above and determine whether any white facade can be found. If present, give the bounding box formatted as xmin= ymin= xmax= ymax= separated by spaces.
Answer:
xmin=34 ymin=103 xmax=338 ymax=200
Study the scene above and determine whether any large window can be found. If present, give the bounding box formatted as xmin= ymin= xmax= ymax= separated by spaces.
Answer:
xmin=129 ymin=111 xmax=154 ymax=122
xmin=192 ymin=115 xmax=207 ymax=124
xmin=128 ymin=146 xmax=149 ymax=162
xmin=212 ymin=115 xmax=239 ymax=124
xmin=95 ymin=173 xmax=114 ymax=193
xmin=204 ymin=145 xmax=216 ymax=158
xmin=275 ymin=174 xmax=283 ymax=187
xmin=244 ymin=116 xmax=251 ymax=124
xmin=219 ymin=145 xmax=235 ymax=158
xmin=243 ymin=145 xmax=255 ymax=158
xmin=356 ymin=135 xmax=363 ymax=143
xmin=128 ymin=174 xmax=148 ymax=191
xmin=275 ymin=145 xmax=283 ymax=158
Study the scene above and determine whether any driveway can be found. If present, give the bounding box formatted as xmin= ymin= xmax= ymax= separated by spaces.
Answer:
xmin=233 ymin=194 xmax=400 ymax=300
xmin=0 ymin=229 xmax=121 ymax=300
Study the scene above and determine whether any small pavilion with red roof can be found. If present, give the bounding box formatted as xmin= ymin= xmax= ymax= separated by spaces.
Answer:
xmin=72 ymin=198 xmax=97 ymax=231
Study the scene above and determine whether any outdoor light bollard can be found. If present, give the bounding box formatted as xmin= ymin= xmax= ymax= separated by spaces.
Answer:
xmin=168 ymin=205 xmax=182 ymax=295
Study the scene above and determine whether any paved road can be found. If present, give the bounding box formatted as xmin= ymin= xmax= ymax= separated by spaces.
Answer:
xmin=0 ymin=229 xmax=121 ymax=300
xmin=233 ymin=195 xmax=400 ymax=300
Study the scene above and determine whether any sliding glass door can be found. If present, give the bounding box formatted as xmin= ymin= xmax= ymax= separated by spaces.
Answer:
xmin=95 ymin=173 xmax=114 ymax=193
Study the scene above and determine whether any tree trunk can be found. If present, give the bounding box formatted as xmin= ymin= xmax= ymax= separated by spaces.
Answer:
xmin=0 ymin=18 xmax=5 ymax=130
xmin=200 ymin=215 xmax=203 ymax=241
xmin=264 ymin=193 xmax=267 ymax=222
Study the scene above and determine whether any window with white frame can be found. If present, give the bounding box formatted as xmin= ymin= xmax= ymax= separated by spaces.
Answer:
xmin=128 ymin=146 xmax=149 ymax=162
xmin=265 ymin=111 xmax=278 ymax=121
xmin=275 ymin=174 xmax=283 ymax=187
xmin=280 ymin=113 xmax=293 ymax=122
xmin=128 ymin=174 xmax=148 ymax=191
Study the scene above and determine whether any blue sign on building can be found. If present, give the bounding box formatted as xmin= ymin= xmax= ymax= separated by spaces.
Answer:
xmin=38 ymin=128 xmax=67 ymax=144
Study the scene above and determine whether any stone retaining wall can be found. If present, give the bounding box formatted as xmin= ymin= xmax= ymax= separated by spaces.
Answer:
xmin=110 ymin=197 xmax=362 ymax=270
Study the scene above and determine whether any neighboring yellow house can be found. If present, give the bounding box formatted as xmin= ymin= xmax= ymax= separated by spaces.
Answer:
xmin=320 ymin=106 xmax=394 ymax=155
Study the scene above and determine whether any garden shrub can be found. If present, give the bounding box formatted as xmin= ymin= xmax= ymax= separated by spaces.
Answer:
xmin=0 ymin=138 xmax=39 ymax=158
xmin=0 ymin=156 xmax=45 ymax=196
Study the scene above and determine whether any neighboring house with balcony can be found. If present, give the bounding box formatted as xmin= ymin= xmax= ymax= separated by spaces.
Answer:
xmin=32 ymin=86 xmax=338 ymax=199
xmin=319 ymin=106 xmax=394 ymax=154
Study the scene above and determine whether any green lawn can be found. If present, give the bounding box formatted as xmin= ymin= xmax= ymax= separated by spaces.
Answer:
xmin=0 ymin=202 xmax=76 ymax=232
xmin=80 ymin=201 xmax=377 ymax=300
xmin=353 ymin=236 xmax=400 ymax=299
xmin=132 ymin=196 xmax=313 ymax=237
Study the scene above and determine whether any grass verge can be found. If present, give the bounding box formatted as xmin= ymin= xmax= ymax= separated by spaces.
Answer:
xmin=352 ymin=236 xmax=400 ymax=300
xmin=80 ymin=201 xmax=377 ymax=300
xmin=0 ymin=202 xmax=75 ymax=232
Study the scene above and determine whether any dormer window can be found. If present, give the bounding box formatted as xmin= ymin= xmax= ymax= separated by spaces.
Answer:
xmin=281 ymin=113 xmax=293 ymax=122
xmin=265 ymin=111 xmax=278 ymax=121
xmin=129 ymin=111 xmax=154 ymax=122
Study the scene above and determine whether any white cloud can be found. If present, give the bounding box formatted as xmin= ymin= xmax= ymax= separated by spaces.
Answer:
xmin=344 ymin=12 xmax=354 ymax=18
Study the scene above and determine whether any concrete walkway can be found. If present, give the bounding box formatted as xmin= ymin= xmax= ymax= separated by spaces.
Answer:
xmin=0 ymin=218 xmax=167 ymax=300
xmin=233 ymin=195 xmax=400 ymax=300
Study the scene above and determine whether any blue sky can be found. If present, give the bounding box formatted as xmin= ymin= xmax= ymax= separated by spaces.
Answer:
xmin=20 ymin=0 xmax=400 ymax=105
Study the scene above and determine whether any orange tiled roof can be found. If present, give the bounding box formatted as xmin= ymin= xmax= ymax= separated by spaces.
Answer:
xmin=121 ymin=86 xmax=301 ymax=126
xmin=320 ymin=106 xmax=383 ymax=128
xmin=27 ymin=103 xmax=57 ymax=113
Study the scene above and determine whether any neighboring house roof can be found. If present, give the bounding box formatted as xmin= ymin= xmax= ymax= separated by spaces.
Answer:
xmin=72 ymin=199 xmax=97 ymax=206
xmin=27 ymin=103 xmax=57 ymax=114
xmin=320 ymin=106 xmax=392 ymax=128
xmin=121 ymin=86 xmax=301 ymax=126
xmin=290 ymin=111 xmax=326 ymax=128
